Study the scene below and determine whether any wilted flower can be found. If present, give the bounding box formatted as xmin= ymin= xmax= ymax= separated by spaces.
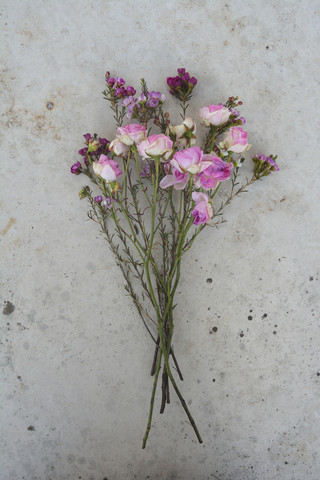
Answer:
xmin=167 ymin=117 xmax=196 ymax=147
xmin=87 ymin=139 xmax=100 ymax=153
xmin=109 ymin=137 xmax=130 ymax=157
xmin=71 ymin=161 xmax=82 ymax=175
xmin=78 ymin=186 xmax=90 ymax=199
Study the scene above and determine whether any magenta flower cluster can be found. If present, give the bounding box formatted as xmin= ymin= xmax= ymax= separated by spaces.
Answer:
xmin=71 ymin=133 xmax=110 ymax=175
xmin=106 ymin=75 xmax=136 ymax=99
xmin=252 ymin=154 xmax=279 ymax=175
xmin=167 ymin=68 xmax=197 ymax=97
xmin=230 ymin=107 xmax=246 ymax=125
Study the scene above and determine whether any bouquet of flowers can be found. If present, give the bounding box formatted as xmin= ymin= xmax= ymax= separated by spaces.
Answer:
xmin=71 ymin=68 xmax=279 ymax=448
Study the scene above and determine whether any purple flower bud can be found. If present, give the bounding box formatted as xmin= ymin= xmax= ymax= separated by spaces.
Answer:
xmin=71 ymin=161 xmax=82 ymax=175
xmin=137 ymin=93 xmax=147 ymax=104
xmin=266 ymin=156 xmax=279 ymax=171
xmin=126 ymin=103 xmax=136 ymax=115
xmin=177 ymin=68 xmax=186 ymax=76
xmin=78 ymin=147 xmax=88 ymax=156
xmin=116 ymin=77 xmax=125 ymax=87
xmin=104 ymin=196 xmax=116 ymax=209
xmin=99 ymin=137 xmax=109 ymax=146
xmin=141 ymin=164 xmax=151 ymax=178
xmin=122 ymin=95 xmax=135 ymax=107
xmin=189 ymin=77 xmax=197 ymax=86
xmin=83 ymin=157 xmax=89 ymax=166
xmin=147 ymin=97 xmax=159 ymax=108
xmin=107 ymin=77 xmax=116 ymax=87
xmin=167 ymin=77 xmax=173 ymax=86
xmin=83 ymin=133 xmax=91 ymax=141
xmin=126 ymin=85 xmax=136 ymax=96
xmin=114 ymin=87 xmax=127 ymax=98
xmin=94 ymin=195 xmax=103 ymax=204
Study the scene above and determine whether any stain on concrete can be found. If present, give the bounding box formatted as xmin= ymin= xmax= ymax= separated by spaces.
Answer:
xmin=2 ymin=301 xmax=15 ymax=315
xmin=27 ymin=425 xmax=35 ymax=431
xmin=1 ymin=217 xmax=16 ymax=236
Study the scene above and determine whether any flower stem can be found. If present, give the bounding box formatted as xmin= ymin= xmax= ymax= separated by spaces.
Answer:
xmin=142 ymin=348 xmax=163 ymax=449
xmin=158 ymin=320 xmax=203 ymax=444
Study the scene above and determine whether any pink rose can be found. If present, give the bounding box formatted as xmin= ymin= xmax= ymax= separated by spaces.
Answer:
xmin=196 ymin=155 xmax=233 ymax=190
xmin=171 ymin=147 xmax=211 ymax=175
xmin=109 ymin=137 xmax=130 ymax=157
xmin=116 ymin=124 xmax=147 ymax=145
xmin=138 ymin=134 xmax=173 ymax=159
xmin=92 ymin=154 xmax=122 ymax=182
xmin=191 ymin=192 xmax=213 ymax=225
xmin=219 ymin=127 xmax=251 ymax=153
xmin=199 ymin=104 xmax=231 ymax=127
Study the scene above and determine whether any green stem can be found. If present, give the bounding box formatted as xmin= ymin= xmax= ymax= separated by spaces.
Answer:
xmin=209 ymin=126 xmax=218 ymax=152
xmin=142 ymin=348 xmax=163 ymax=449
xmin=158 ymin=318 xmax=203 ymax=444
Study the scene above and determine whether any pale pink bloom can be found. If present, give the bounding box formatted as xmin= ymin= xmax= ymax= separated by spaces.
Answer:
xmin=116 ymin=124 xmax=147 ymax=145
xmin=219 ymin=126 xmax=251 ymax=153
xmin=109 ymin=137 xmax=130 ymax=157
xmin=138 ymin=134 xmax=173 ymax=159
xmin=191 ymin=192 xmax=213 ymax=225
xmin=199 ymin=104 xmax=231 ymax=127
xmin=171 ymin=147 xmax=211 ymax=175
xmin=159 ymin=167 xmax=190 ymax=190
xmin=92 ymin=154 xmax=122 ymax=182
xmin=196 ymin=155 xmax=233 ymax=190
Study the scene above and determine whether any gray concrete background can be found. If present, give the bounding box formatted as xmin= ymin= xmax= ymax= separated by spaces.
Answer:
xmin=1 ymin=1 xmax=319 ymax=479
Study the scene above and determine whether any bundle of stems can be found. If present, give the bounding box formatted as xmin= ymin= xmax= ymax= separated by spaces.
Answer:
xmin=72 ymin=71 xmax=279 ymax=448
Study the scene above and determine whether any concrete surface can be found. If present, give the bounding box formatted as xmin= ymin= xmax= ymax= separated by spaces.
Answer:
xmin=1 ymin=1 xmax=319 ymax=479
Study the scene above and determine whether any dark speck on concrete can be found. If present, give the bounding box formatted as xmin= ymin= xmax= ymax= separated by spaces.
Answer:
xmin=3 ymin=301 xmax=15 ymax=315
xmin=46 ymin=101 xmax=54 ymax=110
xmin=273 ymin=331 xmax=277 ymax=335
xmin=309 ymin=276 xmax=314 ymax=281
xmin=248 ymin=315 xmax=253 ymax=321
xmin=239 ymin=331 xmax=244 ymax=337
xmin=27 ymin=425 xmax=35 ymax=431
xmin=212 ymin=378 xmax=216 ymax=382
xmin=316 ymin=372 xmax=320 ymax=376
xmin=266 ymin=45 xmax=269 ymax=49
xmin=206 ymin=278 xmax=212 ymax=284
xmin=262 ymin=313 xmax=268 ymax=318
xmin=212 ymin=326 xmax=218 ymax=332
